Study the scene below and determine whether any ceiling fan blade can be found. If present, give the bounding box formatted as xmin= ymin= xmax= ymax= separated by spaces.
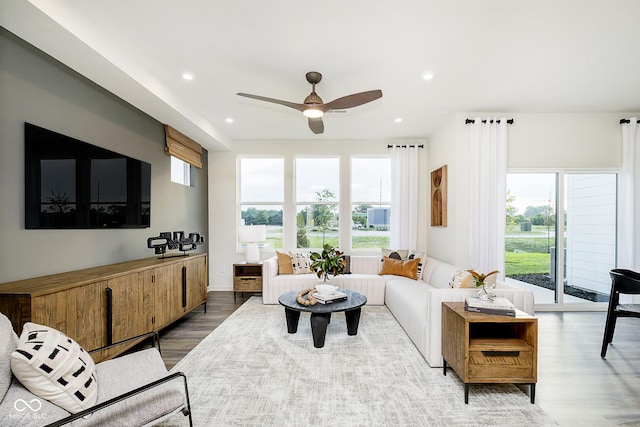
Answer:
xmin=237 ymin=93 xmax=305 ymax=112
xmin=308 ymin=117 xmax=324 ymax=134
xmin=323 ymin=90 xmax=383 ymax=110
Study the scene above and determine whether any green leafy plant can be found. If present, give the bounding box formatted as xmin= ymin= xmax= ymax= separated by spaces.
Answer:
xmin=310 ymin=244 xmax=346 ymax=283
xmin=467 ymin=269 xmax=499 ymax=288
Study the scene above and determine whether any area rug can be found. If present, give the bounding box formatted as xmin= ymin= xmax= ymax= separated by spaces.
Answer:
xmin=160 ymin=297 xmax=557 ymax=426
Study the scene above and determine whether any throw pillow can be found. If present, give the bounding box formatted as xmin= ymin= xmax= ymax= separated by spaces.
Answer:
xmin=290 ymin=252 xmax=313 ymax=275
xmin=381 ymin=248 xmax=409 ymax=260
xmin=276 ymin=251 xmax=293 ymax=275
xmin=11 ymin=322 xmax=98 ymax=414
xmin=378 ymin=256 xmax=421 ymax=280
xmin=449 ymin=270 xmax=475 ymax=288
xmin=408 ymin=251 xmax=425 ymax=280
xmin=0 ymin=313 xmax=18 ymax=402
xmin=341 ymin=254 xmax=351 ymax=274
xmin=380 ymin=248 xmax=409 ymax=273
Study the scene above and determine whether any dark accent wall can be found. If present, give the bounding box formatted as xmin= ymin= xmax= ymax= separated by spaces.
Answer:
xmin=0 ymin=27 xmax=208 ymax=282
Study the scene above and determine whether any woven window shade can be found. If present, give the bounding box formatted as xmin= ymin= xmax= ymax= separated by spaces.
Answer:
xmin=164 ymin=125 xmax=203 ymax=168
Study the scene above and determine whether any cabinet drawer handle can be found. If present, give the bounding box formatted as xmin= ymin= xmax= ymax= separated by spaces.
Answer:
xmin=240 ymin=278 xmax=256 ymax=281
xmin=481 ymin=351 xmax=520 ymax=357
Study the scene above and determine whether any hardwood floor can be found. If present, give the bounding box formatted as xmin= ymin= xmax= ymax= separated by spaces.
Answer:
xmin=149 ymin=292 xmax=640 ymax=426
xmin=149 ymin=291 xmax=252 ymax=369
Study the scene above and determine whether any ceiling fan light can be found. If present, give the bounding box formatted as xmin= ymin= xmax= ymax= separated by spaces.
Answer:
xmin=303 ymin=108 xmax=324 ymax=118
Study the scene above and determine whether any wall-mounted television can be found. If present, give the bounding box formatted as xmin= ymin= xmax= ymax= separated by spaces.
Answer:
xmin=25 ymin=123 xmax=151 ymax=229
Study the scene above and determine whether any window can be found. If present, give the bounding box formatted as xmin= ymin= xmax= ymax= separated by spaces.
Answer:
xmin=505 ymin=172 xmax=617 ymax=306
xmin=295 ymin=158 xmax=339 ymax=248
xmin=351 ymin=157 xmax=391 ymax=249
xmin=239 ymin=158 xmax=284 ymax=249
xmin=171 ymin=156 xmax=194 ymax=187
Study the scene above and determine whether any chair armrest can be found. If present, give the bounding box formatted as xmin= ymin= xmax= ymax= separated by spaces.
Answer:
xmin=45 ymin=371 xmax=192 ymax=427
xmin=88 ymin=331 xmax=159 ymax=354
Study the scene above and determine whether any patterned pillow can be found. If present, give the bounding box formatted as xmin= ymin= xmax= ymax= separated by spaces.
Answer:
xmin=276 ymin=251 xmax=293 ymax=275
xmin=449 ymin=270 xmax=475 ymax=288
xmin=341 ymin=255 xmax=351 ymax=274
xmin=11 ymin=322 xmax=98 ymax=413
xmin=381 ymin=248 xmax=409 ymax=260
xmin=408 ymin=252 xmax=425 ymax=280
xmin=290 ymin=252 xmax=313 ymax=275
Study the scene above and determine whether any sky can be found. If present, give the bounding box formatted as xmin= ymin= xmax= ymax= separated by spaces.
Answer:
xmin=507 ymin=174 xmax=556 ymax=215
xmin=240 ymin=157 xmax=391 ymax=204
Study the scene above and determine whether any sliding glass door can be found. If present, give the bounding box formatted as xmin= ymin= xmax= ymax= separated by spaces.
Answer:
xmin=505 ymin=172 xmax=616 ymax=308
xmin=563 ymin=174 xmax=616 ymax=305
xmin=505 ymin=174 xmax=558 ymax=304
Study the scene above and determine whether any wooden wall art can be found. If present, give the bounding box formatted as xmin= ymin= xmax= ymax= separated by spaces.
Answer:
xmin=431 ymin=165 xmax=447 ymax=227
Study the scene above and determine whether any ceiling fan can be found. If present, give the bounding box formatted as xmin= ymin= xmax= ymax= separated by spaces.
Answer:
xmin=237 ymin=71 xmax=383 ymax=134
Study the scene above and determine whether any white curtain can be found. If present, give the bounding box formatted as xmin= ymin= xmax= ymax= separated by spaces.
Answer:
xmin=390 ymin=146 xmax=419 ymax=250
xmin=619 ymin=118 xmax=639 ymax=270
xmin=468 ymin=118 xmax=508 ymax=277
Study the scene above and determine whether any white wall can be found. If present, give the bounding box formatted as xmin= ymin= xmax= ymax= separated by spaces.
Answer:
xmin=208 ymin=139 xmax=428 ymax=291
xmin=0 ymin=29 xmax=209 ymax=283
xmin=427 ymin=112 xmax=633 ymax=270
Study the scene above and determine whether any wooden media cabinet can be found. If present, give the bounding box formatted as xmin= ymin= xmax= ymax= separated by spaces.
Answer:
xmin=0 ymin=253 xmax=207 ymax=362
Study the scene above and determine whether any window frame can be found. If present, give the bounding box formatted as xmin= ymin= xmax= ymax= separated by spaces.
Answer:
xmin=294 ymin=156 xmax=341 ymax=250
xmin=238 ymin=156 xmax=285 ymax=251
xmin=350 ymin=156 xmax=392 ymax=251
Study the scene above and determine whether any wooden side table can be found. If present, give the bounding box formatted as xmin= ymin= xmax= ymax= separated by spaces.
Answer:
xmin=233 ymin=263 xmax=263 ymax=301
xmin=441 ymin=301 xmax=538 ymax=404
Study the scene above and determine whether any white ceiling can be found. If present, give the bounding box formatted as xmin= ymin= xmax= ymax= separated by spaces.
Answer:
xmin=2 ymin=0 xmax=640 ymax=151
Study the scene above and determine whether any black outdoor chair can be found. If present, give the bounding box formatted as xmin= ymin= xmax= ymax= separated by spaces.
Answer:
xmin=601 ymin=269 xmax=640 ymax=358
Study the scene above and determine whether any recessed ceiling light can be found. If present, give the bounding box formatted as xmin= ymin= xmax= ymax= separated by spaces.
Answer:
xmin=225 ymin=117 xmax=234 ymax=124
xmin=182 ymin=72 xmax=195 ymax=81
xmin=394 ymin=117 xmax=403 ymax=123
xmin=421 ymin=72 xmax=434 ymax=81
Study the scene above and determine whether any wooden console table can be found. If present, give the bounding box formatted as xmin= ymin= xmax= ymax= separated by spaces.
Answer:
xmin=0 ymin=253 xmax=208 ymax=362
xmin=441 ymin=301 xmax=538 ymax=404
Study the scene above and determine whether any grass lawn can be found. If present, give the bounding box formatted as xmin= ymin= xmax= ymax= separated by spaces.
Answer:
xmin=505 ymin=252 xmax=550 ymax=275
xmin=353 ymin=236 xmax=390 ymax=248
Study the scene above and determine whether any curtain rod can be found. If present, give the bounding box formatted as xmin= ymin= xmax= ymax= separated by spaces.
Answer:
xmin=387 ymin=144 xmax=424 ymax=148
xmin=620 ymin=119 xmax=640 ymax=124
xmin=465 ymin=118 xmax=514 ymax=125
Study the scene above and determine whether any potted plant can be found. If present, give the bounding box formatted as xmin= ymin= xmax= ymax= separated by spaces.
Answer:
xmin=467 ymin=269 xmax=499 ymax=300
xmin=310 ymin=244 xmax=346 ymax=284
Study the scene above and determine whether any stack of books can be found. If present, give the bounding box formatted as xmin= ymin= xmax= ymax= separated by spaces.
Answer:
xmin=311 ymin=291 xmax=348 ymax=304
xmin=464 ymin=296 xmax=516 ymax=317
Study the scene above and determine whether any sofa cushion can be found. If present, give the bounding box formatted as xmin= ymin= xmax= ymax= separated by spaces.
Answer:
xmin=0 ymin=313 xmax=18 ymax=402
xmin=379 ymin=257 xmax=420 ymax=280
xmin=290 ymin=252 xmax=313 ymax=274
xmin=426 ymin=258 xmax=462 ymax=289
xmin=276 ymin=251 xmax=293 ymax=274
xmin=11 ymin=322 xmax=98 ymax=413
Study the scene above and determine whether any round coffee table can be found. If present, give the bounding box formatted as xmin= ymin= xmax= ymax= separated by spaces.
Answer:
xmin=278 ymin=289 xmax=367 ymax=348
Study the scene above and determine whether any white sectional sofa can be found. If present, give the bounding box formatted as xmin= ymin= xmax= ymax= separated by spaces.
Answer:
xmin=262 ymin=255 xmax=535 ymax=367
